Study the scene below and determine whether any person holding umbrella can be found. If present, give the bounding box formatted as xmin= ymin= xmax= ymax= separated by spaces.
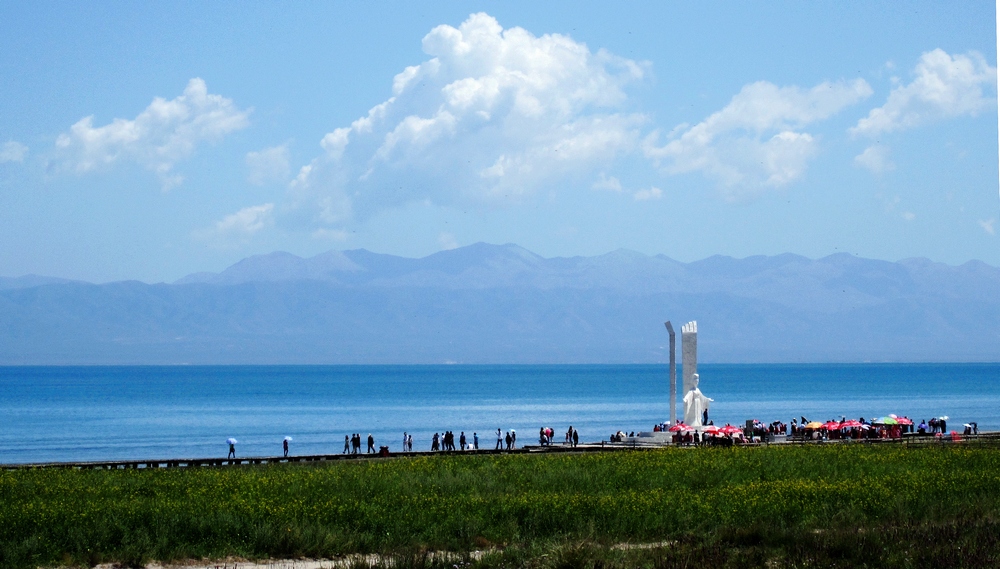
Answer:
xmin=227 ymin=438 xmax=237 ymax=459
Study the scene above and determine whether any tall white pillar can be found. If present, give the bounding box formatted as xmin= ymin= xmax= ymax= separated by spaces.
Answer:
xmin=665 ymin=321 xmax=676 ymax=425
xmin=681 ymin=321 xmax=697 ymax=396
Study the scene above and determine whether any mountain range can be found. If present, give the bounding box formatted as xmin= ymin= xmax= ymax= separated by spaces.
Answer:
xmin=1 ymin=243 xmax=997 ymax=364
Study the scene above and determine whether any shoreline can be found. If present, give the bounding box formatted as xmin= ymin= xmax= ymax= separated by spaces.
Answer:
xmin=6 ymin=431 xmax=999 ymax=470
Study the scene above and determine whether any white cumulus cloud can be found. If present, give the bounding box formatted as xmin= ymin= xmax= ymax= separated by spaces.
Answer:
xmin=0 ymin=141 xmax=28 ymax=163
xmin=980 ymin=219 xmax=996 ymax=235
xmin=854 ymin=145 xmax=895 ymax=174
xmin=290 ymin=12 xmax=647 ymax=228
xmin=246 ymin=145 xmax=290 ymax=186
xmin=54 ymin=78 xmax=251 ymax=190
xmin=851 ymin=49 xmax=997 ymax=136
xmin=633 ymin=186 xmax=662 ymax=201
xmin=592 ymin=173 xmax=623 ymax=192
xmin=644 ymin=79 xmax=872 ymax=199
xmin=194 ymin=203 xmax=274 ymax=247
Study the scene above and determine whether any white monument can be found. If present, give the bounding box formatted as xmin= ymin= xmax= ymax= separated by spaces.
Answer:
xmin=683 ymin=373 xmax=713 ymax=427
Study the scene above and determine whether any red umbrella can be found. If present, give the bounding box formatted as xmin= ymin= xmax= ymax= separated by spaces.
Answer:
xmin=894 ymin=417 xmax=913 ymax=425
xmin=720 ymin=424 xmax=742 ymax=435
xmin=823 ymin=421 xmax=842 ymax=430
xmin=840 ymin=419 xmax=863 ymax=428
xmin=668 ymin=423 xmax=692 ymax=432
xmin=702 ymin=425 xmax=721 ymax=435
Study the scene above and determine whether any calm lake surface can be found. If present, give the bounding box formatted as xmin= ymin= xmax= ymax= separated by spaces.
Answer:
xmin=1 ymin=364 xmax=997 ymax=464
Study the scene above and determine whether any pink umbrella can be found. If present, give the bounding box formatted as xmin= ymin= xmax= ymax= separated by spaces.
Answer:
xmin=720 ymin=425 xmax=742 ymax=435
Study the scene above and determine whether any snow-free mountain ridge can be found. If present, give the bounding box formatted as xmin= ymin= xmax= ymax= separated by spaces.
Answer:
xmin=1 ymin=243 xmax=997 ymax=364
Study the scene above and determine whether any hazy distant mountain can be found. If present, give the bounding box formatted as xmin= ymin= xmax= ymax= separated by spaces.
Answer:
xmin=0 ymin=274 xmax=81 ymax=290
xmin=1 ymin=243 xmax=998 ymax=364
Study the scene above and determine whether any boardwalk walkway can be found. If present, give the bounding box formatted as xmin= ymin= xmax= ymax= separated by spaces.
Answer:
xmin=4 ymin=433 xmax=998 ymax=471
xmin=0 ymin=443 xmax=616 ymax=471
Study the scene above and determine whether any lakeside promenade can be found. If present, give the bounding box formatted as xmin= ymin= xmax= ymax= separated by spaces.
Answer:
xmin=5 ymin=431 xmax=999 ymax=471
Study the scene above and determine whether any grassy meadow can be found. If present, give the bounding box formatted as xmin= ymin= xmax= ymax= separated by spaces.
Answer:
xmin=2 ymin=444 xmax=1000 ymax=568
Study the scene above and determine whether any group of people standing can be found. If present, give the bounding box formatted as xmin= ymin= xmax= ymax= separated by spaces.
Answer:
xmin=498 ymin=428 xmax=517 ymax=450
xmin=538 ymin=426 xmax=579 ymax=447
xmin=343 ymin=433 xmax=375 ymax=454
xmin=918 ymin=417 xmax=948 ymax=434
xmin=324 ymin=426 xmax=580 ymax=455
xmin=431 ymin=430 xmax=476 ymax=451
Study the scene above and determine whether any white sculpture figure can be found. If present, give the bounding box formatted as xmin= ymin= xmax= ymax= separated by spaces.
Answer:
xmin=683 ymin=373 xmax=713 ymax=427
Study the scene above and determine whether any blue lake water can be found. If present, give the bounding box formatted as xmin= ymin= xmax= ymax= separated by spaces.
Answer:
xmin=1 ymin=364 xmax=998 ymax=464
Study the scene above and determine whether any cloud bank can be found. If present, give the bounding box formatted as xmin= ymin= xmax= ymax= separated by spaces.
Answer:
xmin=290 ymin=12 xmax=647 ymax=226
xmin=852 ymin=49 xmax=997 ymax=136
xmin=644 ymin=79 xmax=872 ymax=199
xmin=1 ymin=141 xmax=28 ymax=163
xmin=54 ymin=78 xmax=251 ymax=190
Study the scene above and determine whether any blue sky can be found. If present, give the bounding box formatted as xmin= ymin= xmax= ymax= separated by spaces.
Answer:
xmin=0 ymin=2 xmax=996 ymax=283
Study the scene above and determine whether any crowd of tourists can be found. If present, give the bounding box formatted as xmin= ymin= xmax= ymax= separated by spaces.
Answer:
xmin=330 ymin=427 xmax=570 ymax=455
xmin=343 ymin=427 xmax=582 ymax=453
xmin=431 ymin=430 xmax=475 ymax=451
xmin=230 ymin=412 xmax=982 ymax=458
xmin=645 ymin=412 xmax=975 ymax=446
xmin=789 ymin=415 xmax=941 ymax=440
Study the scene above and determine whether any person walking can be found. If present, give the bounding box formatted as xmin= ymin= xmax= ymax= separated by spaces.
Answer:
xmin=505 ymin=430 xmax=512 ymax=450
xmin=473 ymin=432 xmax=478 ymax=450
xmin=367 ymin=434 xmax=375 ymax=453
xmin=407 ymin=433 xmax=413 ymax=451
xmin=572 ymin=428 xmax=579 ymax=447
xmin=228 ymin=441 xmax=236 ymax=459
xmin=432 ymin=432 xmax=440 ymax=451
xmin=343 ymin=435 xmax=350 ymax=453
xmin=496 ymin=428 xmax=503 ymax=450
xmin=283 ymin=438 xmax=289 ymax=457
xmin=511 ymin=429 xmax=516 ymax=449
xmin=403 ymin=432 xmax=408 ymax=453
xmin=460 ymin=431 xmax=467 ymax=450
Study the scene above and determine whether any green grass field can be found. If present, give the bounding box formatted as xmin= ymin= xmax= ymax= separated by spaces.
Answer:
xmin=3 ymin=444 xmax=1000 ymax=568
